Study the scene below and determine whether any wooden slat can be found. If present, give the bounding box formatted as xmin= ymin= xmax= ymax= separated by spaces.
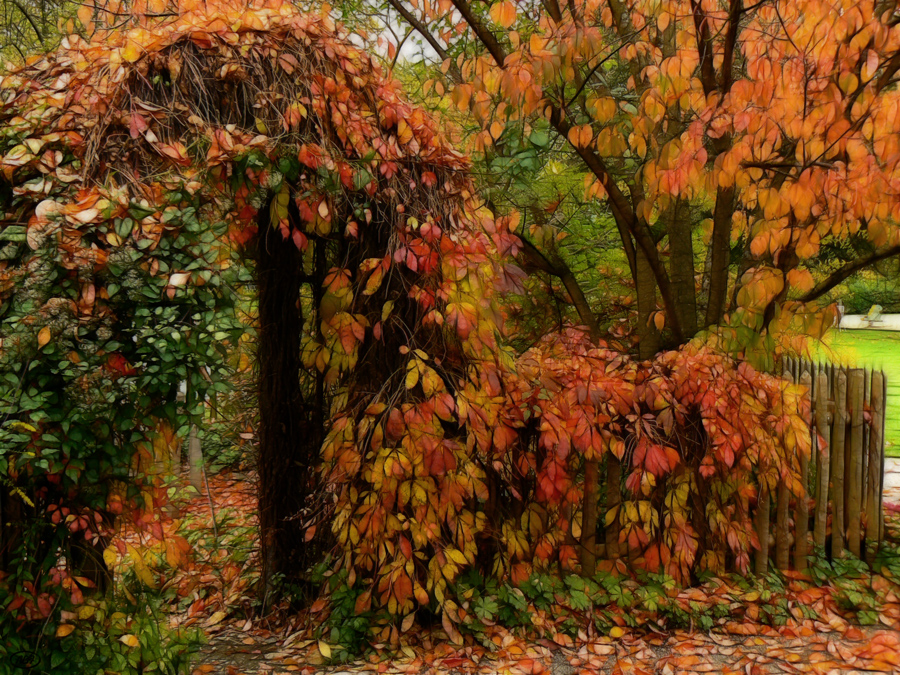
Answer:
xmin=880 ymin=372 xmax=887 ymax=543
xmin=813 ymin=371 xmax=831 ymax=550
xmin=847 ymin=370 xmax=865 ymax=558
xmin=868 ymin=371 xmax=885 ymax=552
xmin=605 ymin=455 xmax=622 ymax=560
xmin=831 ymin=371 xmax=847 ymax=558
xmin=775 ymin=479 xmax=790 ymax=570
xmin=861 ymin=369 xmax=870 ymax=518
xmin=755 ymin=482 xmax=771 ymax=574
xmin=796 ymin=371 xmax=811 ymax=570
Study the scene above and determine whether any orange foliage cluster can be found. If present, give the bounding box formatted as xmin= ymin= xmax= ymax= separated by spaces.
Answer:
xmin=504 ymin=330 xmax=809 ymax=580
xmin=329 ymin=326 xmax=812 ymax=624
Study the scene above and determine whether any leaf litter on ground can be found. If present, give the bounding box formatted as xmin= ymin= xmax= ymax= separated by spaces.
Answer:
xmin=111 ymin=471 xmax=900 ymax=675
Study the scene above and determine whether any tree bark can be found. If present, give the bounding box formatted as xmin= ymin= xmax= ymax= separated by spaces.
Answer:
xmin=666 ymin=198 xmax=698 ymax=337
xmin=255 ymin=204 xmax=323 ymax=608
xmin=580 ymin=458 xmax=599 ymax=576
xmin=704 ymin=186 xmax=735 ymax=328
xmin=519 ymin=237 xmax=601 ymax=341
xmin=635 ymin=246 xmax=660 ymax=359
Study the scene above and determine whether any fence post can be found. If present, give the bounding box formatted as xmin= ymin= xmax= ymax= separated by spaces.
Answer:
xmin=847 ymin=370 xmax=864 ymax=558
xmin=605 ymin=456 xmax=622 ymax=560
xmin=813 ymin=371 xmax=831 ymax=550
xmin=188 ymin=425 xmax=203 ymax=491
xmin=580 ymin=459 xmax=599 ymax=576
xmin=831 ymin=371 xmax=847 ymax=558
xmin=755 ymin=482 xmax=771 ymax=574
xmin=775 ymin=479 xmax=790 ymax=570
xmin=795 ymin=371 xmax=811 ymax=570
xmin=861 ymin=369 xmax=870 ymax=519
xmin=867 ymin=370 xmax=885 ymax=556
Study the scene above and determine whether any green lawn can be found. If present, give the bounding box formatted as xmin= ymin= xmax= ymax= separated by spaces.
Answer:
xmin=810 ymin=329 xmax=900 ymax=456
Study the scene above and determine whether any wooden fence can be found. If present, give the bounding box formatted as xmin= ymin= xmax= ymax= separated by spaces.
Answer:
xmin=759 ymin=357 xmax=887 ymax=572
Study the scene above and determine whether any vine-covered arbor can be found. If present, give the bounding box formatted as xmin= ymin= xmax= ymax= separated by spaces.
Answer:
xmin=0 ymin=0 xmax=515 ymax=611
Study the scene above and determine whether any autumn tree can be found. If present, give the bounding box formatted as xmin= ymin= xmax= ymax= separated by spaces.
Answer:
xmin=357 ymin=0 xmax=900 ymax=361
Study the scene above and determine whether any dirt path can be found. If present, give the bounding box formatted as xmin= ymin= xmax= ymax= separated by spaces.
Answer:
xmin=184 ymin=468 xmax=900 ymax=675
xmin=191 ymin=622 xmax=900 ymax=675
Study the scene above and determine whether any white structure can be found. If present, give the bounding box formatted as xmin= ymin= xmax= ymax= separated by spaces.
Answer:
xmin=840 ymin=314 xmax=900 ymax=331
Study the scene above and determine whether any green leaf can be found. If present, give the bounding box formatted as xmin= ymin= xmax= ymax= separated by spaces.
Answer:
xmin=529 ymin=130 xmax=550 ymax=148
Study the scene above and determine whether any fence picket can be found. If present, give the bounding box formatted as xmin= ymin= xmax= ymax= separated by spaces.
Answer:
xmin=847 ymin=371 xmax=865 ymax=558
xmin=831 ymin=371 xmax=848 ymax=557
xmin=867 ymin=371 xmax=885 ymax=554
xmin=796 ymin=371 xmax=811 ymax=570
xmin=813 ymin=371 xmax=831 ymax=550
xmin=755 ymin=483 xmax=771 ymax=574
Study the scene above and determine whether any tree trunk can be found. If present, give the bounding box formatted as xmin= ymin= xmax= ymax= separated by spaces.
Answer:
xmin=666 ymin=199 xmax=698 ymax=338
xmin=580 ymin=458 xmax=599 ymax=576
xmin=704 ymin=186 xmax=735 ymax=328
xmin=635 ymin=246 xmax=660 ymax=359
xmin=255 ymin=208 xmax=323 ymax=608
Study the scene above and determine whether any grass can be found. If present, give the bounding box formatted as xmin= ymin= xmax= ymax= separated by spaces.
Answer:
xmin=810 ymin=329 xmax=900 ymax=457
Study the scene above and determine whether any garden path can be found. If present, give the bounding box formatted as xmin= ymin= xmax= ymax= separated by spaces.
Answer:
xmin=180 ymin=471 xmax=900 ymax=675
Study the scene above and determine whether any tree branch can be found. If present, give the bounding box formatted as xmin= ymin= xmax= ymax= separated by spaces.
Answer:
xmin=720 ymin=0 xmax=743 ymax=92
xmin=519 ymin=237 xmax=601 ymax=340
xmin=385 ymin=0 xmax=463 ymax=83
xmin=12 ymin=0 xmax=43 ymax=42
xmin=800 ymin=244 xmax=900 ymax=303
xmin=689 ymin=0 xmax=717 ymax=96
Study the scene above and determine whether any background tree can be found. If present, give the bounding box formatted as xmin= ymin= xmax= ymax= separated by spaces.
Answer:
xmin=352 ymin=0 xmax=900 ymax=362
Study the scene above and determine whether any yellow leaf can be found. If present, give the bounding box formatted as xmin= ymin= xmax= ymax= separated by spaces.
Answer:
xmin=609 ymin=626 xmax=625 ymax=638
xmin=405 ymin=361 xmax=419 ymax=389
xmin=77 ymin=605 xmax=96 ymax=620
xmin=37 ymin=326 xmax=51 ymax=348
xmin=125 ymin=544 xmax=156 ymax=588
xmin=103 ymin=546 xmax=118 ymax=568
xmin=120 ymin=634 xmax=140 ymax=648
xmin=446 ymin=548 xmax=468 ymax=565
xmin=122 ymin=41 xmax=142 ymax=63
xmin=9 ymin=421 xmax=36 ymax=433
xmin=206 ymin=610 xmax=227 ymax=626
xmin=397 ymin=120 xmax=413 ymax=144
xmin=12 ymin=488 xmax=33 ymax=507
xmin=56 ymin=624 xmax=76 ymax=638
xmin=318 ymin=640 xmax=332 ymax=659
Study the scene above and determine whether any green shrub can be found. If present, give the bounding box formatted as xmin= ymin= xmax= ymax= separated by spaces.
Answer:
xmin=0 ymin=592 xmax=203 ymax=675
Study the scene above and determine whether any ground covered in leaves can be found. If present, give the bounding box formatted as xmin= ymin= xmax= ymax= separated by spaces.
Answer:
xmin=115 ymin=471 xmax=900 ymax=675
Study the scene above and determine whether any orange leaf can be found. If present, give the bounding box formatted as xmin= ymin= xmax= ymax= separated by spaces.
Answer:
xmin=55 ymin=624 xmax=75 ymax=638
xmin=490 ymin=0 xmax=517 ymax=28
xmin=37 ymin=326 xmax=51 ymax=348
